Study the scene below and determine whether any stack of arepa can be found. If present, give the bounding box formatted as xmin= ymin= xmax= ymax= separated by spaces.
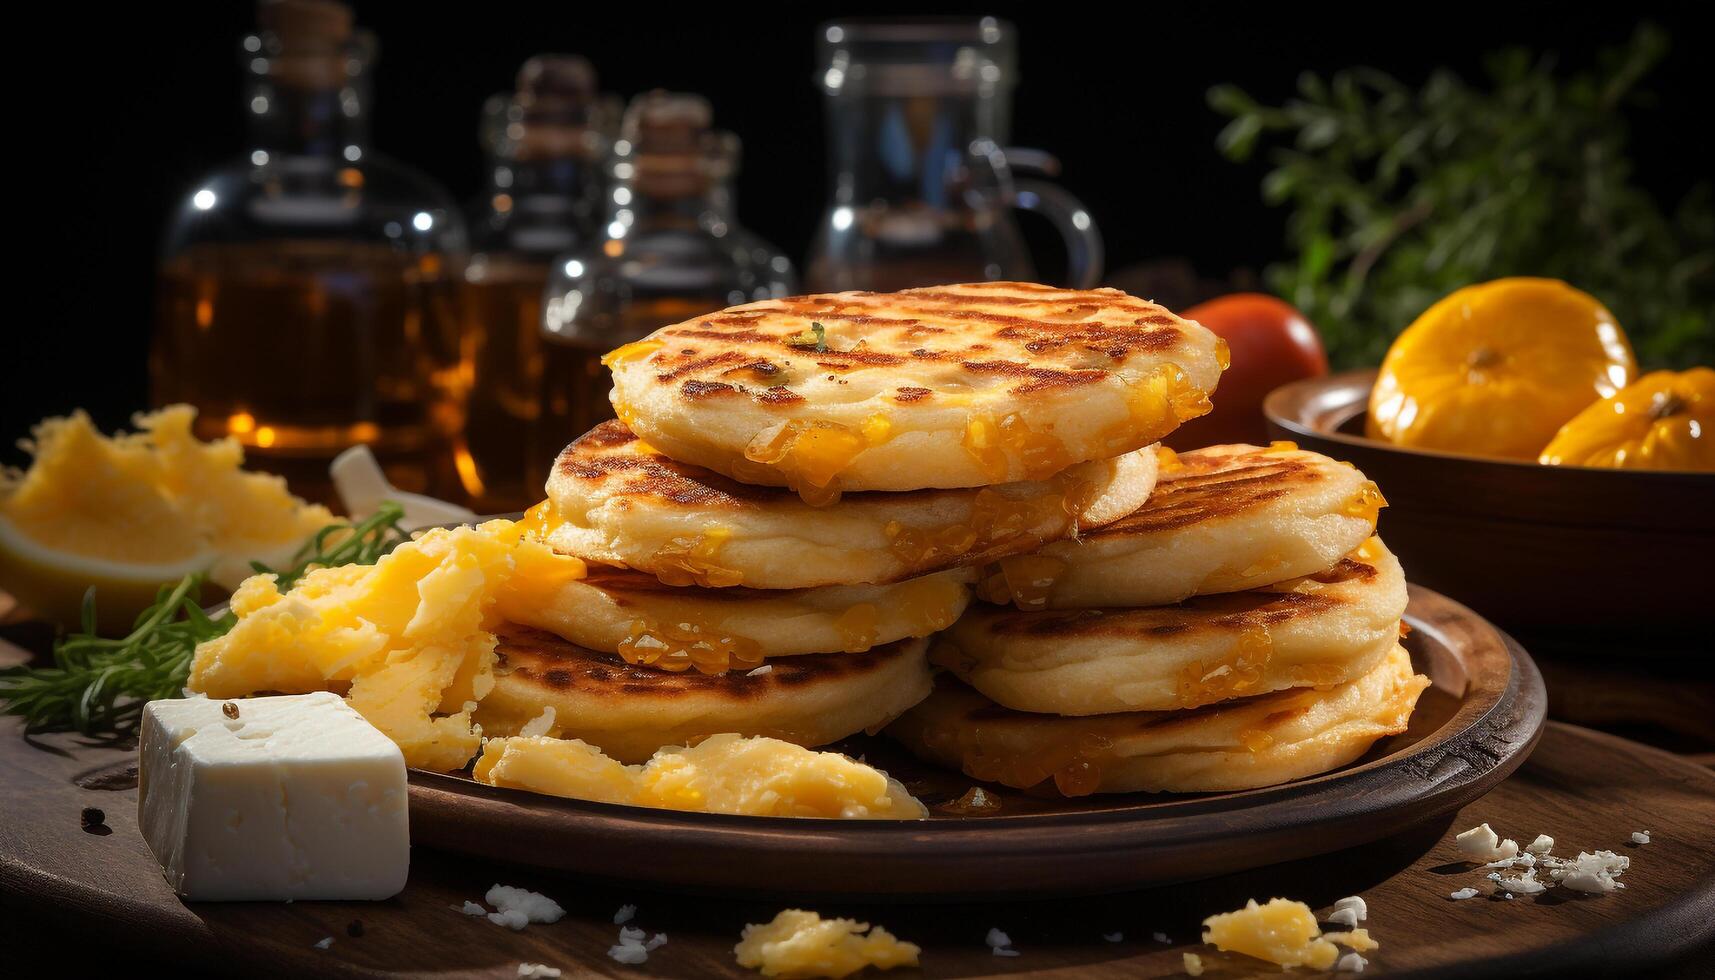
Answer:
xmin=478 ymin=282 xmax=1226 ymax=764
xmin=889 ymin=442 xmax=1431 ymax=795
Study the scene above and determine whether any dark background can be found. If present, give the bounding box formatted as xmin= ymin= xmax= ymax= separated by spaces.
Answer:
xmin=2 ymin=3 xmax=1702 ymax=461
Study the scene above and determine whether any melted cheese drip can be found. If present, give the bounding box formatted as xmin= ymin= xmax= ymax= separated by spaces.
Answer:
xmin=601 ymin=338 xmax=665 ymax=367
xmin=1200 ymin=898 xmax=1342 ymax=970
xmin=918 ymin=721 xmax=1120 ymax=798
xmin=1098 ymin=363 xmax=1213 ymax=456
xmin=884 ymin=486 xmax=1064 ymax=569
xmin=475 ymin=733 xmax=927 ymax=820
xmin=651 ymin=526 xmax=745 ymax=587
xmin=734 ymin=909 xmax=921 ymax=979
xmin=740 ymin=415 xmax=895 ymax=506
xmin=981 ymin=553 xmax=1070 ymax=610
xmin=962 ymin=412 xmax=1076 ymax=482
xmin=1175 ymin=627 xmax=1273 ymax=708
xmin=1342 ymin=480 xmax=1388 ymax=525
xmin=616 ymin=618 xmax=766 ymax=674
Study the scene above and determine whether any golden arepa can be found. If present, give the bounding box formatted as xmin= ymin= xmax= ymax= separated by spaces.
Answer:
xmin=981 ymin=443 xmax=1382 ymax=610
xmin=603 ymin=282 xmax=1225 ymax=498
xmin=938 ymin=538 xmax=1408 ymax=716
xmin=542 ymin=420 xmax=1158 ymax=589
xmin=889 ymin=644 xmax=1428 ymax=795
xmin=503 ymin=563 xmax=972 ymax=671
xmin=475 ymin=627 xmax=931 ymax=763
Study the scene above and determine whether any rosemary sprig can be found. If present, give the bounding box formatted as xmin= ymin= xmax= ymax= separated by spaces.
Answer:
xmin=0 ymin=501 xmax=412 ymax=736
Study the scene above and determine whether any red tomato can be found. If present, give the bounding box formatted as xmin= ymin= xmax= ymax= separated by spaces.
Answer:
xmin=1168 ymin=293 xmax=1328 ymax=449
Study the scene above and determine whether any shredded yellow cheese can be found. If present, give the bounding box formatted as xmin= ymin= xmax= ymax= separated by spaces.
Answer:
xmin=734 ymin=909 xmax=920 ymax=978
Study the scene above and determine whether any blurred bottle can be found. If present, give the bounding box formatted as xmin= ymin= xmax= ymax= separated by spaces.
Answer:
xmin=540 ymin=91 xmax=795 ymax=452
xmin=806 ymin=17 xmax=1102 ymax=291
xmin=152 ymin=0 xmax=467 ymax=506
xmin=459 ymin=56 xmax=618 ymax=512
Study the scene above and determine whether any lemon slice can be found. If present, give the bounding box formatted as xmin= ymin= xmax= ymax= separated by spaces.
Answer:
xmin=0 ymin=514 xmax=216 ymax=634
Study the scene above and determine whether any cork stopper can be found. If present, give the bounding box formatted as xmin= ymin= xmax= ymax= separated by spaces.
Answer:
xmin=258 ymin=0 xmax=356 ymax=88
xmin=621 ymin=91 xmax=731 ymax=197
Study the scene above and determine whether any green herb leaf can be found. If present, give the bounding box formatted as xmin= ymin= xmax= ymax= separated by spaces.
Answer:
xmin=1210 ymin=23 xmax=1713 ymax=369
xmin=0 ymin=501 xmax=413 ymax=737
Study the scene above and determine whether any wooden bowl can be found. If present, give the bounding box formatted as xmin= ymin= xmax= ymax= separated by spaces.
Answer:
xmin=1265 ymin=370 xmax=1713 ymax=653
xmin=406 ymin=586 xmax=1544 ymax=900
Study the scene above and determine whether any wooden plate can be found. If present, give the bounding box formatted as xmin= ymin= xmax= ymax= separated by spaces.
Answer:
xmin=406 ymin=584 xmax=1545 ymax=899
xmin=1264 ymin=370 xmax=1713 ymax=653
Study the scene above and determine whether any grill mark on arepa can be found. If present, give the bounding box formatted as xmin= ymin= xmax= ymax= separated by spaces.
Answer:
xmin=977 ymin=580 xmax=1355 ymax=639
xmin=493 ymin=627 xmax=909 ymax=702
xmin=1097 ymin=450 xmax=1324 ymax=535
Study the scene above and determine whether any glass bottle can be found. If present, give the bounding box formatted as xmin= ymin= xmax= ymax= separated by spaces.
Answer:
xmin=540 ymin=91 xmax=795 ymax=452
xmin=151 ymin=0 xmax=467 ymax=505
xmin=805 ymin=17 xmax=1103 ymax=292
xmin=458 ymin=56 xmax=618 ymax=512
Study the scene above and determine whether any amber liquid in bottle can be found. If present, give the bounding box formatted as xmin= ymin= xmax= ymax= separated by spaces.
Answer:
xmin=456 ymin=257 xmax=554 ymax=510
xmin=537 ymin=295 xmax=718 ymax=460
xmin=153 ymin=240 xmax=463 ymax=503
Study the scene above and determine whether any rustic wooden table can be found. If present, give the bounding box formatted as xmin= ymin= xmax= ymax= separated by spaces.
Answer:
xmin=5 ymin=716 xmax=1712 ymax=978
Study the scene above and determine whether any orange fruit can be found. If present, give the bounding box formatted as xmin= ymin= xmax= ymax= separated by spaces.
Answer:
xmin=1368 ymin=278 xmax=1637 ymax=459
xmin=1539 ymin=367 xmax=1714 ymax=471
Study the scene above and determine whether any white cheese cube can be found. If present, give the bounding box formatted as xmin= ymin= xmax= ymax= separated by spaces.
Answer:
xmin=138 ymin=692 xmax=409 ymax=901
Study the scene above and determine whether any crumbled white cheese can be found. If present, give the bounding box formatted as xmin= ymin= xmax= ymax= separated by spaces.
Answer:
xmin=992 ymin=948 xmax=1021 ymax=957
xmin=1455 ymin=823 xmax=1508 ymax=861
xmin=608 ymin=924 xmax=657 ymax=964
xmin=1153 ymin=931 xmax=1172 ymax=944
xmin=520 ymin=706 xmax=557 ymax=738
xmin=646 ymin=933 xmax=668 ymax=951
xmin=746 ymin=665 xmax=774 ymax=677
xmin=614 ymin=904 xmax=637 ymax=924
xmin=1332 ymin=896 xmax=1368 ymax=922
xmin=1631 ymin=831 xmax=1651 ymax=845
xmin=314 ymin=937 xmax=334 ymax=949
xmin=486 ymin=885 xmax=565 ymax=926
xmin=518 ymin=965 xmax=561 ymax=979
xmin=608 ymin=943 xmax=648 ymax=965
xmin=1329 ymin=908 xmax=1360 ymax=928
xmin=489 ymin=909 xmax=530 ymax=930
xmin=1550 ymin=850 xmax=1631 ymax=894
xmin=1103 ymin=932 xmax=1124 ymax=943
xmin=1526 ymin=834 xmax=1555 ymax=855
xmin=1449 ymin=888 xmax=1480 ymax=900
xmin=1337 ymin=952 xmax=1368 ymax=973
xmin=620 ymin=926 xmax=646 ymax=943
xmin=985 ymin=928 xmax=1012 ymax=948
xmin=1497 ymin=869 xmax=1546 ymax=895
xmin=459 ymin=901 xmax=486 ymax=915
xmin=1184 ymin=952 xmax=1205 ymax=976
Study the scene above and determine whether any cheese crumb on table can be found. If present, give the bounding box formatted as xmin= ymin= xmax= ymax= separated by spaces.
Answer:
xmin=314 ymin=937 xmax=333 ymax=950
xmin=614 ymin=904 xmax=637 ymax=924
xmin=1337 ymin=951 xmax=1368 ymax=973
xmin=734 ymin=909 xmax=920 ymax=978
xmin=1328 ymin=928 xmax=1379 ymax=952
xmin=610 ymin=925 xmax=658 ymax=965
xmin=517 ymin=965 xmax=562 ymax=979
xmin=1454 ymin=823 xmax=1516 ymax=862
xmin=475 ymin=733 xmax=926 ymax=819
xmin=483 ymin=884 xmax=565 ymax=930
xmin=1103 ymin=932 xmax=1124 ymax=943
xmin=1526 ymin=834 xmax=1555 ymax=855
xmin=1199 ymin=898 xmax=1344 ymax=970
xmin=1332 ymin=896 xmax=1368 ymax=922
xmin=1449 ymin=888 xmax=1480 ymax=900
xmin=1631 ymin=830 xmax=1651 ymax=845
xmin=1550 ymin=851 xmax=1631 ymax=894
xmin=1183 ymin=952 xmax=1205 ymax=976
xmin=1497 ymin=869 xmax=1546 ymax=895
xmin=459 ymin=901 xmax=486 ymax=915
xmin=1153 ymin=931 xmax=1172 ymax=944
xmin=136 ymin=693 xmax=409 ymax=902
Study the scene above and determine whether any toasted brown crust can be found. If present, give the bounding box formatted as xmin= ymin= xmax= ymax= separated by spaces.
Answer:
xmin=1100 ymin=445 xmax=1331 ymax=536
xmin=493 ymin=626 xmax=916 ymax=703
xmin=974 ymin=554 xmax=1379 ymax=641
xmin=555 ymin=421 xmax=778 ymax=509
xmin=630 ymin=283 xmax=1214 ymax=409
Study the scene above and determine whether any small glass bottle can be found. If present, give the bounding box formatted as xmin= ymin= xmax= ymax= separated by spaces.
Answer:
xmin=152 ymin=0 xmax=467 ymax=505
xmin=458 ymin=56 xmax=617 ymax=512
xmin=540 ymin=91 xmax=795 ymax=451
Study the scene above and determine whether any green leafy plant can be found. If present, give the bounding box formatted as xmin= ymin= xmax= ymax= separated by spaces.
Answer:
xmin=0 ymin=502 xmax=411 ymax=736
xmin=1210 ymin=24 xmax=1713 ymax=369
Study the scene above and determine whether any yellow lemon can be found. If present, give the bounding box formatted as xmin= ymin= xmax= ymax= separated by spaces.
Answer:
xmin=1540 ymin=367 xmax=1715 ymax=471
xmin=0 ymin=407 xmax=332 ymax=632
xmin=1368 ymin=278 xmax=1637 ymax=459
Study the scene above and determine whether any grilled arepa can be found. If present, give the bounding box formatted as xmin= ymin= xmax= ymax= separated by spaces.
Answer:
xmin=503 ymin=564 xmax=973 ymax=670
xmin=475 ymin=628 xmax=931 ymax=763
xmin=981 ymin=444 xmax=1383 ymax=610
xmin=603 ymin=282 xmax=1225 ymax=499
xmin=542 ymin=420 xmax=1158 ymax=589
xmin=939 ymin=538 xmax=1408 ymax=716
xmin=890 ymin=644 xmax=1427 ymax=796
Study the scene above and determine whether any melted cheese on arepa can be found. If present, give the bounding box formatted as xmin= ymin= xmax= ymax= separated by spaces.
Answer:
xmin=475 ymin=733 xmax=926 ymax=819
